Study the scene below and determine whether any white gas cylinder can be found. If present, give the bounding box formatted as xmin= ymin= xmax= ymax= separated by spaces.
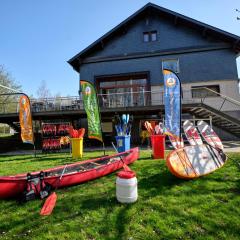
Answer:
xmin=116 ymin=170 xmax=138 ymax=203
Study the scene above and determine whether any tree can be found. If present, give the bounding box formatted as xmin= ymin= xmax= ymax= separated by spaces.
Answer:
xmin=0 ymin=65 xmax=22 ymax=113
xmin=0 ymin=65 xmax=21 ymax=94
xmin=36 ymin=80 xmax=52 ymax=100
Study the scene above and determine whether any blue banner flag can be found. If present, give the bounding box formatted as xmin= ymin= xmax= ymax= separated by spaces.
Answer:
xmin=163 ymin=69 xmax=181 ymax=139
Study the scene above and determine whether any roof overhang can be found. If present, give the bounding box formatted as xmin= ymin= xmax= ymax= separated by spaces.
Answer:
xmin=68 ymin=2 xmax=240 ymax=72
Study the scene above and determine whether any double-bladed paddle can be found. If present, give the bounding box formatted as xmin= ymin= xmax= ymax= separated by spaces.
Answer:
xmin=40 ymin=165 xmax=68 ymax=216
xmin=111 ymin=142 xmax=131 ymax=171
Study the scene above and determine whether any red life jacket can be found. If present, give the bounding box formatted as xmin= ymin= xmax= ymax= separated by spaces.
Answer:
xmin=21 ymin=172 xmax=51 ymax=202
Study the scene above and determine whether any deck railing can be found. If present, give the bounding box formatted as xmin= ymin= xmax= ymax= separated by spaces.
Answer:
xmin=0 ymin=88 xmax=240 ymax=114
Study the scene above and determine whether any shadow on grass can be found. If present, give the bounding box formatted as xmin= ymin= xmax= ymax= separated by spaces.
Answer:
xmin=138 ymin=156 xmax=152 ymax=161
xmin=0 ymin=155 xmax=35 ymax=163
xmin=52 ymin=169 xmax=187 ymax=239
xmin=0 ymin=155 xmax=239 ymax=239
xmin=55 ymin=191 xmax=133 ymax=240
xmin=30 ymin=156 xmax=72 ymax=164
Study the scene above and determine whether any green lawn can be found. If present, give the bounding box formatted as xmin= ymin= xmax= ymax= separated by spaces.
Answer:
xmin=0 ymin=150 xmax=240 ymax=240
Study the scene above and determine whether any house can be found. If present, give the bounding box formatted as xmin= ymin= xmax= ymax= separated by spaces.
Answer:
xmin=68 ymin=2 xmax=240 ymax=143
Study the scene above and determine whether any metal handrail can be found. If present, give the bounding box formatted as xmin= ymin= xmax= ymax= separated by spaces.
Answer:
xmin=193 ymin=87 xmax=240 ymax=106
xmin=0 ymin=87 xmax=240 ymax=114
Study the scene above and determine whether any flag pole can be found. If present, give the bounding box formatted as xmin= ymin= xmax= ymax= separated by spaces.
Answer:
xmin=26 ymin=94 xmax=36 ymax=157
xmin=176 ymin=72 xmax=183 ymax=142
xmin=93 ymin=82 xmax=106 ymax=156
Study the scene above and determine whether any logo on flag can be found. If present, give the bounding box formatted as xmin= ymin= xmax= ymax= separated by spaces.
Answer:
xmin=19 ymin=95 xmax=34 ymax=145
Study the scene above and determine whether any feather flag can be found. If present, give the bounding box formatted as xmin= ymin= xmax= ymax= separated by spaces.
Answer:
xmin=19 ymin=95 xmax=34 ymax=144
xmin=80 ymin=80 xmax=103 ymax=142
xmin=163 ymin=69 xmax=182 ymax=144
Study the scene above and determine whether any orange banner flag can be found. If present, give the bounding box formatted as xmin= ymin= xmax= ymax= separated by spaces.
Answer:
xmin=19 ymin=95 xmax=34 ymax=144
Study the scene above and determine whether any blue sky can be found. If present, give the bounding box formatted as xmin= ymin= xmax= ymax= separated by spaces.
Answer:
xmin=0 ymin=0 xmax=239 ymax=97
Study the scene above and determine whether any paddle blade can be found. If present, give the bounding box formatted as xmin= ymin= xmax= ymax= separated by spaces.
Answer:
xmin=78 ymin=128 xmax=85 ymax=138
xmin=40 ymin=192 xmax=57 ymax=216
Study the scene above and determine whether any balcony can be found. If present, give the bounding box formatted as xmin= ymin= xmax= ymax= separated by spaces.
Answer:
xmin=0 ymin=88 xmax=239 ymax=115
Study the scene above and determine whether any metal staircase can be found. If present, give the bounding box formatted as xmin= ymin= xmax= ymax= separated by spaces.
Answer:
xmin=186 ymin=87 xmax=240 ymax=138
xmin=1 ymin=87 xmax=240 ymax=139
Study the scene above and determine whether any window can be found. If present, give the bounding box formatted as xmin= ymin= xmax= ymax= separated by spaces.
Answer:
xmin=162 ymin=59 xmax=180 ymax=73
xmin=97 ymin=73 xmax=149 ymax=107
xmin=143 ymin=31 xmax=157 ymax=42
xmin=191 ymin=85 xmax=220 ymax=98
xmin=151 ymin=31 xmax=157 ymax=41
xmin=143 ymin=33 xmax=149 ymax=42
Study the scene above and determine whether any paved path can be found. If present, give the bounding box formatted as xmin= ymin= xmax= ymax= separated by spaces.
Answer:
xmin=0 ymin=141 xmax=239 ymax=156
xmin=221 ymin=141 xmax=240 ymax=153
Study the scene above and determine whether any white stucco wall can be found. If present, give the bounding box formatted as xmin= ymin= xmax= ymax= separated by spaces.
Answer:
xmin=151 ymin=79 xmax=240 ymax=111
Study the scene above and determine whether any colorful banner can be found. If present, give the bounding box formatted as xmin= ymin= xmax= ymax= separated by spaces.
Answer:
xmin=80 ymin=80 xmax=103 ymax=142
xmin=19 ymin=95 xmax=34 ymax=144
xmin=163 ymin=69 xmax=181 ymax=139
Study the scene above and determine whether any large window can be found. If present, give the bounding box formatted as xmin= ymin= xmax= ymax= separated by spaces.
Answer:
xmin=162 ymin=59 xmax=180 ymax=73
xmin=191 ymin=85 xmax=220 ymax=98
xmin=97 ymin=74 xmax=149 ymax=107
xmin=143 ymin=31 xmax=157 ymax=42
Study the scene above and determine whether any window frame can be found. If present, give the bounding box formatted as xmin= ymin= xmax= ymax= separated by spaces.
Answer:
xmin=191 ymin=85 xmax=220 ymax=98
xmin=143 ymin=31 xmax=158 ymax=42
xmin=143 ymin=32 xmax=150 ymax=42
xmin=95 ymin=72 xmax=151 ymax=107
xmin=150 ymin=31 xmax=157 ymax=42
xmin=162 ymin=59 xmax=180 ymax=73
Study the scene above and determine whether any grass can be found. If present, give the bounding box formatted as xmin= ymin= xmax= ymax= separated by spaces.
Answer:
xmin=0 ymin=150 xmax=240 ymax=240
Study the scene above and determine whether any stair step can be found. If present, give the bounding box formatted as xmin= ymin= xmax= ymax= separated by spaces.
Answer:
xmin=191 ymin=103 xmax=240 ymax=138
xmin=220 ymin=121 xmax=232 ymax=125
xmin=190 ymin=107 xmax=200 ymax=112
xmin=196 ymin=113 xmax=209 ymax=118
xmin=228 ymin=126 xmax=240 ymax=129
xmin=193 ymin=108 xmax=206 ymax=114
xmin=212 ymin=119 xmax=223 ymax=123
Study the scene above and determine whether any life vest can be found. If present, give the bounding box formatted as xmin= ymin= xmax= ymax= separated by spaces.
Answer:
xmin=20 ymin=172 xmax=52 ymax=202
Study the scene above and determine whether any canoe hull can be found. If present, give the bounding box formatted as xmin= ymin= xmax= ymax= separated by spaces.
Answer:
xmin=0 ymin=147 xmax=139 ymax=199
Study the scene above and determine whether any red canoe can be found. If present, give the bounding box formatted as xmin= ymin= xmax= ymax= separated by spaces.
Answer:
xmin=0 ymin=147 xmax=139 ymax=199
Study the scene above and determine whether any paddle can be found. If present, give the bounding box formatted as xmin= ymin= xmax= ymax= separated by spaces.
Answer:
xmin=111 ymin=142 xmax=131 ymax=171
xmin=115 ymin=125 xmax=120 ymax=136
xmin=78 ymin=128 xmax=85 ymax=138
xmin=118 ymin=124 xmax=123 ymax=136
xmin=124 ymin=114 xmax=130 ymax=135
xmin=116 ymin=114 xmax=122 ymax=126
xmin=126 ymin=115 xmax=133 ymax=135
xmin=122 ymin=114 xmax=126 ymax=125
xmin=144 ymin=121 xmax=154 ymax=135
xmin=126 ymin=114 xmax=129 ymax=125
xmin=122 ymin=114 xmax=128 ymax=135
xmin=40 ymin=165 xmax=68 ymax=216
xmin=159 ymin=122 xmax=164 ymax=134
xmin=154 ymin=125 xmax=160 ymax=135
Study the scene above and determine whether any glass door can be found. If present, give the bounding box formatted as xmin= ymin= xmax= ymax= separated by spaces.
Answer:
xmin=98 ymin=74 xmax=149 ymax=108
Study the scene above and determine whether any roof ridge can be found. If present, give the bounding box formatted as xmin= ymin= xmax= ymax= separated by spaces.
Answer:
xmin=68 ymin=2 xmax=240 ymax=72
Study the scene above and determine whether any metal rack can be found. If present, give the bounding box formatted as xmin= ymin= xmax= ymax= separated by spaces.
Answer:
xmin=41 ymin=122 xmax=71 ymax=153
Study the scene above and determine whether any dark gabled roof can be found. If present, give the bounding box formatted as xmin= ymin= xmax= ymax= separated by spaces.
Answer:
xmin=68 ymin=2 xmax=240 ymax=72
